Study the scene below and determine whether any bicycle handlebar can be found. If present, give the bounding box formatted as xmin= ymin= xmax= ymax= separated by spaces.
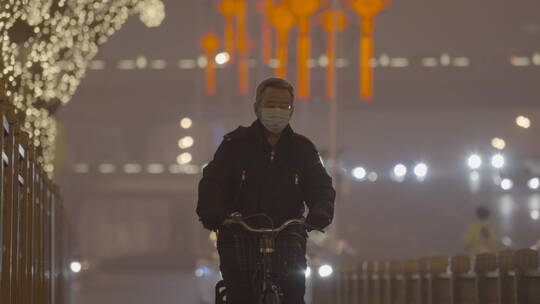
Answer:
xmin=223 ymin=217 xmax=306 ymax=234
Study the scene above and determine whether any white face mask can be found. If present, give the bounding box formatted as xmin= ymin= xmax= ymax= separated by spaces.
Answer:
xmin=258 ymin=107 xmax=292 ymax=134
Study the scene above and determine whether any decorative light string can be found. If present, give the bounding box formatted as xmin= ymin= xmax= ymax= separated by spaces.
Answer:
xmin=0 ymin=0 xmax=165 ymax=175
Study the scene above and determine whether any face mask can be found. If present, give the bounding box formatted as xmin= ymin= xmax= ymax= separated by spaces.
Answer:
xmin=258 ymin=107 xmax=292 ymax=134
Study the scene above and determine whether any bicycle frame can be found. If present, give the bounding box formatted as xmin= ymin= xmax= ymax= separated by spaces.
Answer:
xmin=217 ymin=214 xmax=307 ymax=303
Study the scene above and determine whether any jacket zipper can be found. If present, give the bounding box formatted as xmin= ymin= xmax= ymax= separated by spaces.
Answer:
xmin=270 ymin=150 xmax=275 ymax=162
xmin=294 ymin=173 xmax=299 ymax=186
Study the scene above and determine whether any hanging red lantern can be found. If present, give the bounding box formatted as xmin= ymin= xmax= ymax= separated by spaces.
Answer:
xmin=347 ymin=0 xmax=392 ymax=101
xmin=255 ymin=0 xmax=274 ymax=65
xmin=236 ymin=0 xmax=249 ymax=95
xmin=200 ymin=32 xmax=220 ymax=95
xmin=286 ymin=0 xmax=321 ymax=100
xmin=321 ymin=8 xmax=347 ymax=101
xmin=268 ymin=3 xmax=296 ymax=79
xmin=217 ymin=0 xmax=238 ymax=63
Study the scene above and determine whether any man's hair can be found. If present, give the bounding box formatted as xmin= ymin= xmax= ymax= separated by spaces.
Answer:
xmin=255 ymin=77 xmax=295 ymax=106
xmin=476 ymin=206 xmax=490 ymax=219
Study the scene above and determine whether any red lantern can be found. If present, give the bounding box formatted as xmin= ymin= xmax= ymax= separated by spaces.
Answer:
xmin=321 ymin=8 xmax=347 ymax=101
xmin=200 ymin=32 xmax=220 ymax=95
xmin=268 ymin=3 xmax=296 ymax=78
xmin=255 ymin=0 xmax=274 ymax=64
xmin=347 ymin=0 xmax=392 ymax=101
xmin=217 ymin=0 xmax=238 ymax=63
xmin=286 ymin=0 xmax=321 ymax=100
xmin=236 ymin=0 xmax=249 ymax=95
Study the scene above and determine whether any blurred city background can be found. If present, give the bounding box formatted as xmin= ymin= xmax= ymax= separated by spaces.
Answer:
xmin=2 ymin=0 xmax=540 ymax=303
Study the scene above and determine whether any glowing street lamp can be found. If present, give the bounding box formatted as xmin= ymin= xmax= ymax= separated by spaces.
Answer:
xmin=393 ymin=164 xmax=407 ymax=177
xmin=467 ymin=154 xmax=482 ymax=169
xmin=413 ymin=163 xmax=428 ymax=179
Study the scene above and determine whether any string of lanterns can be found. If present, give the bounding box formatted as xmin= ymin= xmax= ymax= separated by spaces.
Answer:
xmin=0 ymin=0 xmax=165 ymax=175
xmin=202 ymin=0 xmax=393 ymax=101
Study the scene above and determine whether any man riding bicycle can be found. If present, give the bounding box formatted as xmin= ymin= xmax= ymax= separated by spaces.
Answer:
xmin=196 ymin=77 xmax=336 ymax=304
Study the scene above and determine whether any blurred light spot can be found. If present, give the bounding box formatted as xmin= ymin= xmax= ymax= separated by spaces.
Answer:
xmin=117 ymin=59 xmax=135 ymax=70
xmin=413 ymin=163 xmax=428 ymax=178
xmin=318 ymin=264 xmax=333 ymax=277
xmin=393 ymin=164 xmax=407 ymax=177
xmin=531 ymin=210 xmax=540 ymax=220
xmin=352 ymin=167 xmax=367 ymax=180
xmin=137 ymin=0 xmax=165 ymax=27
xmin=70 ymin=261 xmax=82 ymax=273
xmin=421 ymin=57 xmax=438 ymax=67
xmin=510 ymin=56 xmax=531 ymax=66
xmin=177 ymin=152 xmax=192 ymax=164
xmin=178 ymin=136 xmax=194 ymax=149
xmin=318 ymin=55 xmax=329 ymax=67
xmin=379 ymin=54 xmax=390 ymax=67
xmin=178 ymin=59 xmax=196 ymax=69
xmin=367 ymin=172 xmax=378 ymax=182
xmin=528 ymin=178 xmax=540 ymax=190
xmin=533 ymin=53 xmax=540 ymax=66
xmin=501 ymin=178 xmax=513 ymax=191
xmin=74 ymin=163 xmax=89 ymax=173
xmin=135 ymin=55 xmax=148 ymax=69
xmin=197 ymin=55 xmax=208 ymax=68
xmin=147 ymin=164 xmax=164 ymax=174
xmin=150 ymin=59 xmax=167 ymax=69
xmin=467 ymin=154 xmax=482 ymax=169
xmin=491 ymin=137 xmax=506 ymax=150
xmin=89 ymin=60 xmax=105 ymax=70
xmin=124 ymin=163 xmax=142 ymax=174
xmin=98 ymin=164 xmax=115 ymax=174
xmin=390 ymin=57 xmax=409 ymax=68
xmin=491 ymin=154 xmax=505 ymax=169
xmin=209 ymin=232 xmax=217 ymax=242
xmin=215 ymin=52 xmax=230 ymax=65
xmin=268 ymin=58 xmax=280 ymax=68
xmin=502 ymin=236 xmax=512 ymax=247
xmin=516 ymin=115 xmax=531 ymax=129
xmin=452 ymin=57 xmax=470 ymax=67
xmin=440 ymin=53 xmax=451 ymax=66
xmin=307 ymin=58 xmax=317 ymax=68
xmin=180 ymin=117 xmax=192 ymax=129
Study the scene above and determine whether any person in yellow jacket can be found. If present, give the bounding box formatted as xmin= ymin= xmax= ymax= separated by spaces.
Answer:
xmin=462 ymin=207 xmax=500 ymax=255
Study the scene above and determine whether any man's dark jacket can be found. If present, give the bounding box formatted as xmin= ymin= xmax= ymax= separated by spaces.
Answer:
xmin=196 ymin=120 xmax=335 ymax=233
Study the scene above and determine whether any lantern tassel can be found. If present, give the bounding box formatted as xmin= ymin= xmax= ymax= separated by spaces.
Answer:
xmin=326 ymin=29 xmax=336 ymax=100
xmin=276 ymin=31 xmax=289 ymax=78
xmin=360 ymin=16 xmax=375 ymax=101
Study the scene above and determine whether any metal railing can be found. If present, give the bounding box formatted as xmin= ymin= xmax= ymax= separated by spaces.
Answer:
xmin=312 ymin=248 xmax=540 ymax=304
xmin=0 ymin=103 xmax=67 ymax=304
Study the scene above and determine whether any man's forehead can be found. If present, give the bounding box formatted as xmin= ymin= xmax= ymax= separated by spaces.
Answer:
xmin=262 ymin=87 xmax=293 ymax=103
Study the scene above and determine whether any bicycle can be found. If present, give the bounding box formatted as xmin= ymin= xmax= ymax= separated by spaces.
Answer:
xmin=215 ymin=212 xmax=311 ymax=304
